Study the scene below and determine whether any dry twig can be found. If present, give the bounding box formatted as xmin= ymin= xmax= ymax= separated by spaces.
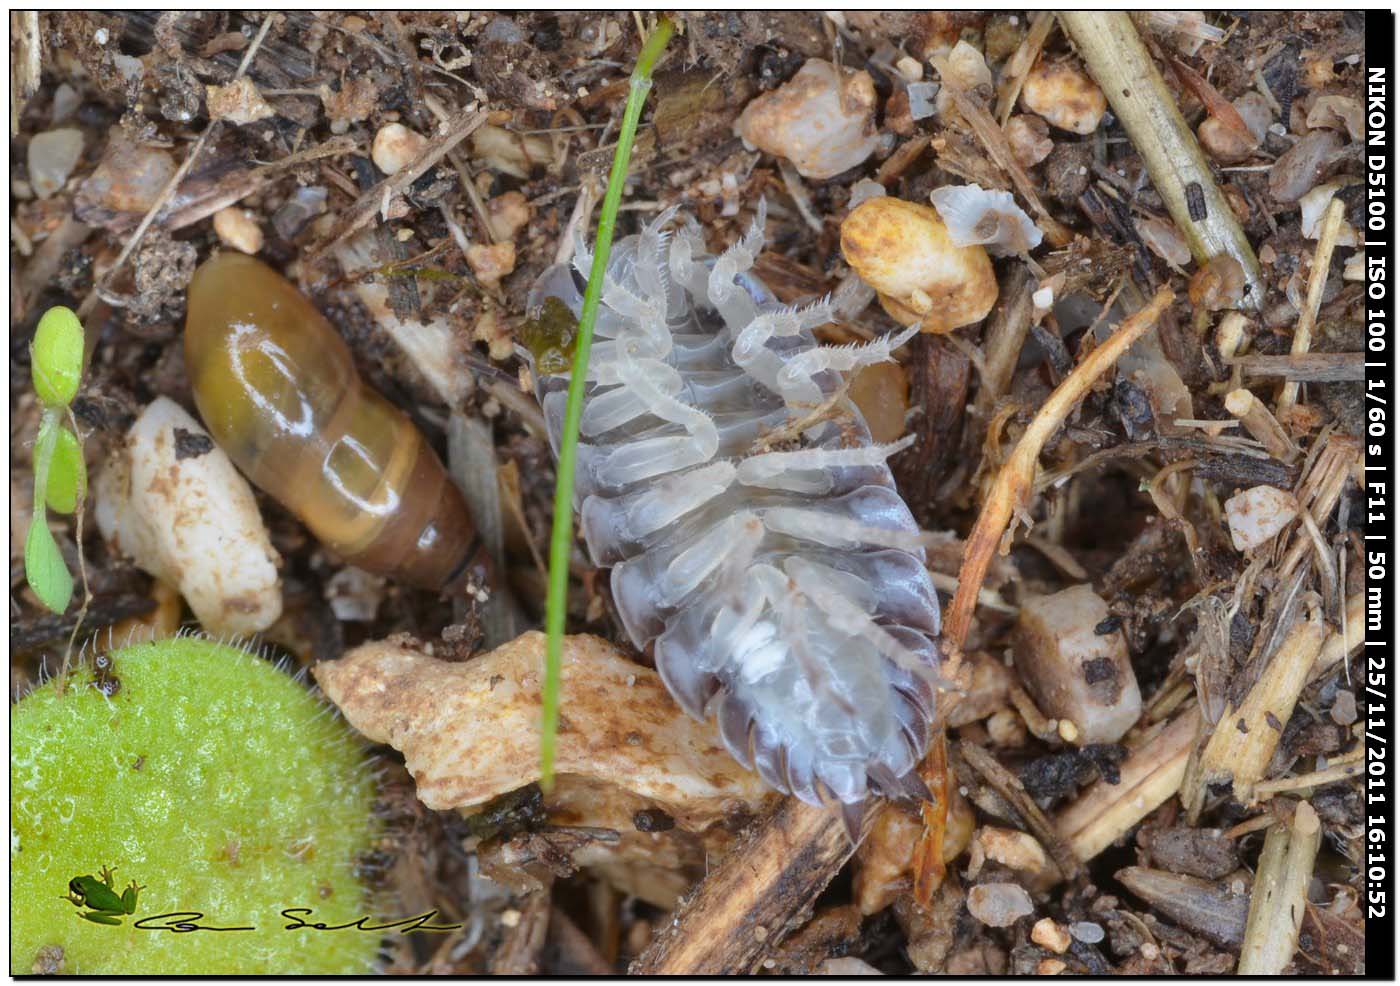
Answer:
xmin=943 ymin=286 xmax=1174 ymax=652
xmin=1059 ymin=12 xmax=1264 ymax=308
xmin=1237 ymin=802 xmax=1322 ymax=974
xmin=628 ymin=799 xmax=869 ymax=974
xmin=1278 ymin=198 xmax=1345 ymax=413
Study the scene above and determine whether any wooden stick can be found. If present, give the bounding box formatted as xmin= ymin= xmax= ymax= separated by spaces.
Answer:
xmin=1278 ymin=198 xmax=1346 ymax=411
xmin=1197 ymin=618 xmax=1328 ymax=804
xmin=1058 ymin=12 xmax=1264 ymax=309
xmin=944 ymin=286 xmax=1174 ymax=650
xmin=1225 ymin=387 xmax=1299 ymax=462
xmin=1232 ymin=352 xmax=1364 ymax=383
xmin=628 ymin=798 xmax=862 ymax=974
xmin=1237 ymin=802 xmax=1322 ymax=974
xmin=1056 ymin=706 xmax=1200 ymax=862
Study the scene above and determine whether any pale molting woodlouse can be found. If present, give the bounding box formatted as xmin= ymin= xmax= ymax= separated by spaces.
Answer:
xmin=525 ymin=205 xmax=943 ymax=824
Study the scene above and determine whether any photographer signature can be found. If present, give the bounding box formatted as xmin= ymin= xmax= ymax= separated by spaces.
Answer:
xmin=131 ymin=909 xmax=462 ymax=934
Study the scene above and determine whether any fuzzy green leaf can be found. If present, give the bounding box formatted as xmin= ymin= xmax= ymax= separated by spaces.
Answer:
xmin=44 ymin=425 xmax=86 ymax=515
xmin=31 ymin=305 xmax=85 ymax=407
xmin=25 ymin=516 xmax=72 ymax=614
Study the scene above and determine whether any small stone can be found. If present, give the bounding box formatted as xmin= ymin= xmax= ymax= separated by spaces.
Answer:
xmin=205 ymin=77 xmax=275 ymax=125
xmin=1014 ymin=585 xmax=1142 ymax=745
xmin=76 ymin=134 xmax=177 ymax=215
xmin=1006 ymin=114 xmax=1053 ymax=168
xmin=986 ymin=707 xmax=1028 ymax=747
xmin=1135 ymin=217 xmax=1192 ymax=267
xmin=1037 ymin=958 xmax=1068 ymax=975
xmin=967 ymin=882 xmax=1034 ymax=927
xmin=325 ymin=567 xmax=386 ymax=622
xmin=1031 ymin=917 xmax=1071 ymax=953
xmin=1020 ymin=60 xmax=1106 ymax=135
xmin=466 ymin=242 xmax=517 ymax=285
xmin=372 ymin=122 xmax=429 ymax=176
xmin=817 ymin=957 xmax=883 ymax=975
xmin=1069 ymin=921 xmax=1104 ymax=944
xmin=487 ymin=190 xmax=531 ymax=240
xmin=271 ymin=186 xmax=328 ymax=240
xmin=840 ymin=196 xmax=997 ymax=333
xmin=472 ymin=307 xmax=514 ymax=361
xmin=974 ymin=827 xmax=1055 ymax=888
xmin=848 ymin=361 xmax=909 ymax=445
xmin=1331 ymin=689 xmax=1358 ymax=725
xmin=27 ymin=127 xmax=85 ymax=199
xmin=212 ymin=207 xmax=264 ymax=254
xmin=735 ymin=59 xmax=881 ymax=180
xmin=1224 ymin=485 xmax=1298 ymax=551
xmin=896 ymin=55 xmax=924 ymax=83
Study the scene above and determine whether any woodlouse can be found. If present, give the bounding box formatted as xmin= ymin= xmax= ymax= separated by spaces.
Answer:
xmin=525 ymin=207 xmax=943 ymax=819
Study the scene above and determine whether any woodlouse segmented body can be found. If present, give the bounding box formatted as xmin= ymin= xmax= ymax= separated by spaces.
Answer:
xmin=526 ymin=207 xmax=942 ymax=813
xmin=185 ymin=253 xmax=489 ymax=592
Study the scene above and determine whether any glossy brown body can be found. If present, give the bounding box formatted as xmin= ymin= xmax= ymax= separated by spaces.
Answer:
xmin=185 ymin=252 xmax=484 ymax=591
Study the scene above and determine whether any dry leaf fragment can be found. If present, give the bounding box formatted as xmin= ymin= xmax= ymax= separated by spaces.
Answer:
xmin=314 ymin=631 xmax=771 ymax=826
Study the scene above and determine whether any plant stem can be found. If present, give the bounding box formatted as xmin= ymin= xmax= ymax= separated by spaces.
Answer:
xmin=540 ymin=17 xmax=674 ymax=789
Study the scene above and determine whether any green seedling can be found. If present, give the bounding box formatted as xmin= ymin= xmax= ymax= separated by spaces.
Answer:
xmin=64 ymin=866 xmax=144 ymax=926
xmin=11 ymin=636 xmax=381 ymax=974
xmin=25 ymin=305 xmax=88 ymax=615
xmin=541 ymin=14 xmax=675 ymax=791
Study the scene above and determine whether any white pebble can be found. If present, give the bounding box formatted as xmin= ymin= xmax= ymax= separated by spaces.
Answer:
xmin=372 ymin=122 xmax=429 ymax=176
xmin=1225 ymin=485 xmax=1299 ymax=551
xmin=95 ymin=397 xmax=282 ymax=636
xmin=967 ymin=882 xmax=1034 ymax=927
xmin=1070 ymin=921 xmax=1105 ymax=944
xmin=27 ymin=127 xmax=84 ymax=199
xmin=817 ymin=957 xmax=883 ymax=975
xmin=735 ymin=59 xmax=880 ymax=180
xmin=212 ymin=206 xmax=264 ymax=254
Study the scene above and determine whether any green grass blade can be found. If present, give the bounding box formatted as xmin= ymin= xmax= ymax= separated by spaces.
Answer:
xmin=540 ymin=17 xmax=674 ymax=790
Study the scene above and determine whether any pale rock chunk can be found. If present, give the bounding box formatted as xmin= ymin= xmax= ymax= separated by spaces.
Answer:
xmin=1013 ymin=585 xmax=1142 ymax=745
xmin=94 ymin=397 xmax=282 ymax=635
xmin=27 ymin=127 xmax=84 ymax=199
xmin=736 ymin=59 xmax=881 ymax=180
xmin=1225 ymin=484 xmax=1298 ymax=551
xmin=967 ymin=882 xmax=1034 ymax=927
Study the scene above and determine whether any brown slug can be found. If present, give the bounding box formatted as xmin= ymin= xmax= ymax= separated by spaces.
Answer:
xmin=185 ymin=252 xmax=488 ymax=592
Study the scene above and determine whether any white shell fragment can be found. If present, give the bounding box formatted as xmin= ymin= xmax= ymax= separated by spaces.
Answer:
xmin=735 ymin=59 xmax=881 ymax=180
xmin=1013 ymin=585 xmax=1142 ymax=745
xmin=94 ymin=397 xmax=282 ymax=636
xmin=1298 ymin=182 xmax=1360 ymax=247
xmin=930 ymin=183 xmax=1043 ymax=256
xmin=1225 ymin=484 xmax=1299 ymax=551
